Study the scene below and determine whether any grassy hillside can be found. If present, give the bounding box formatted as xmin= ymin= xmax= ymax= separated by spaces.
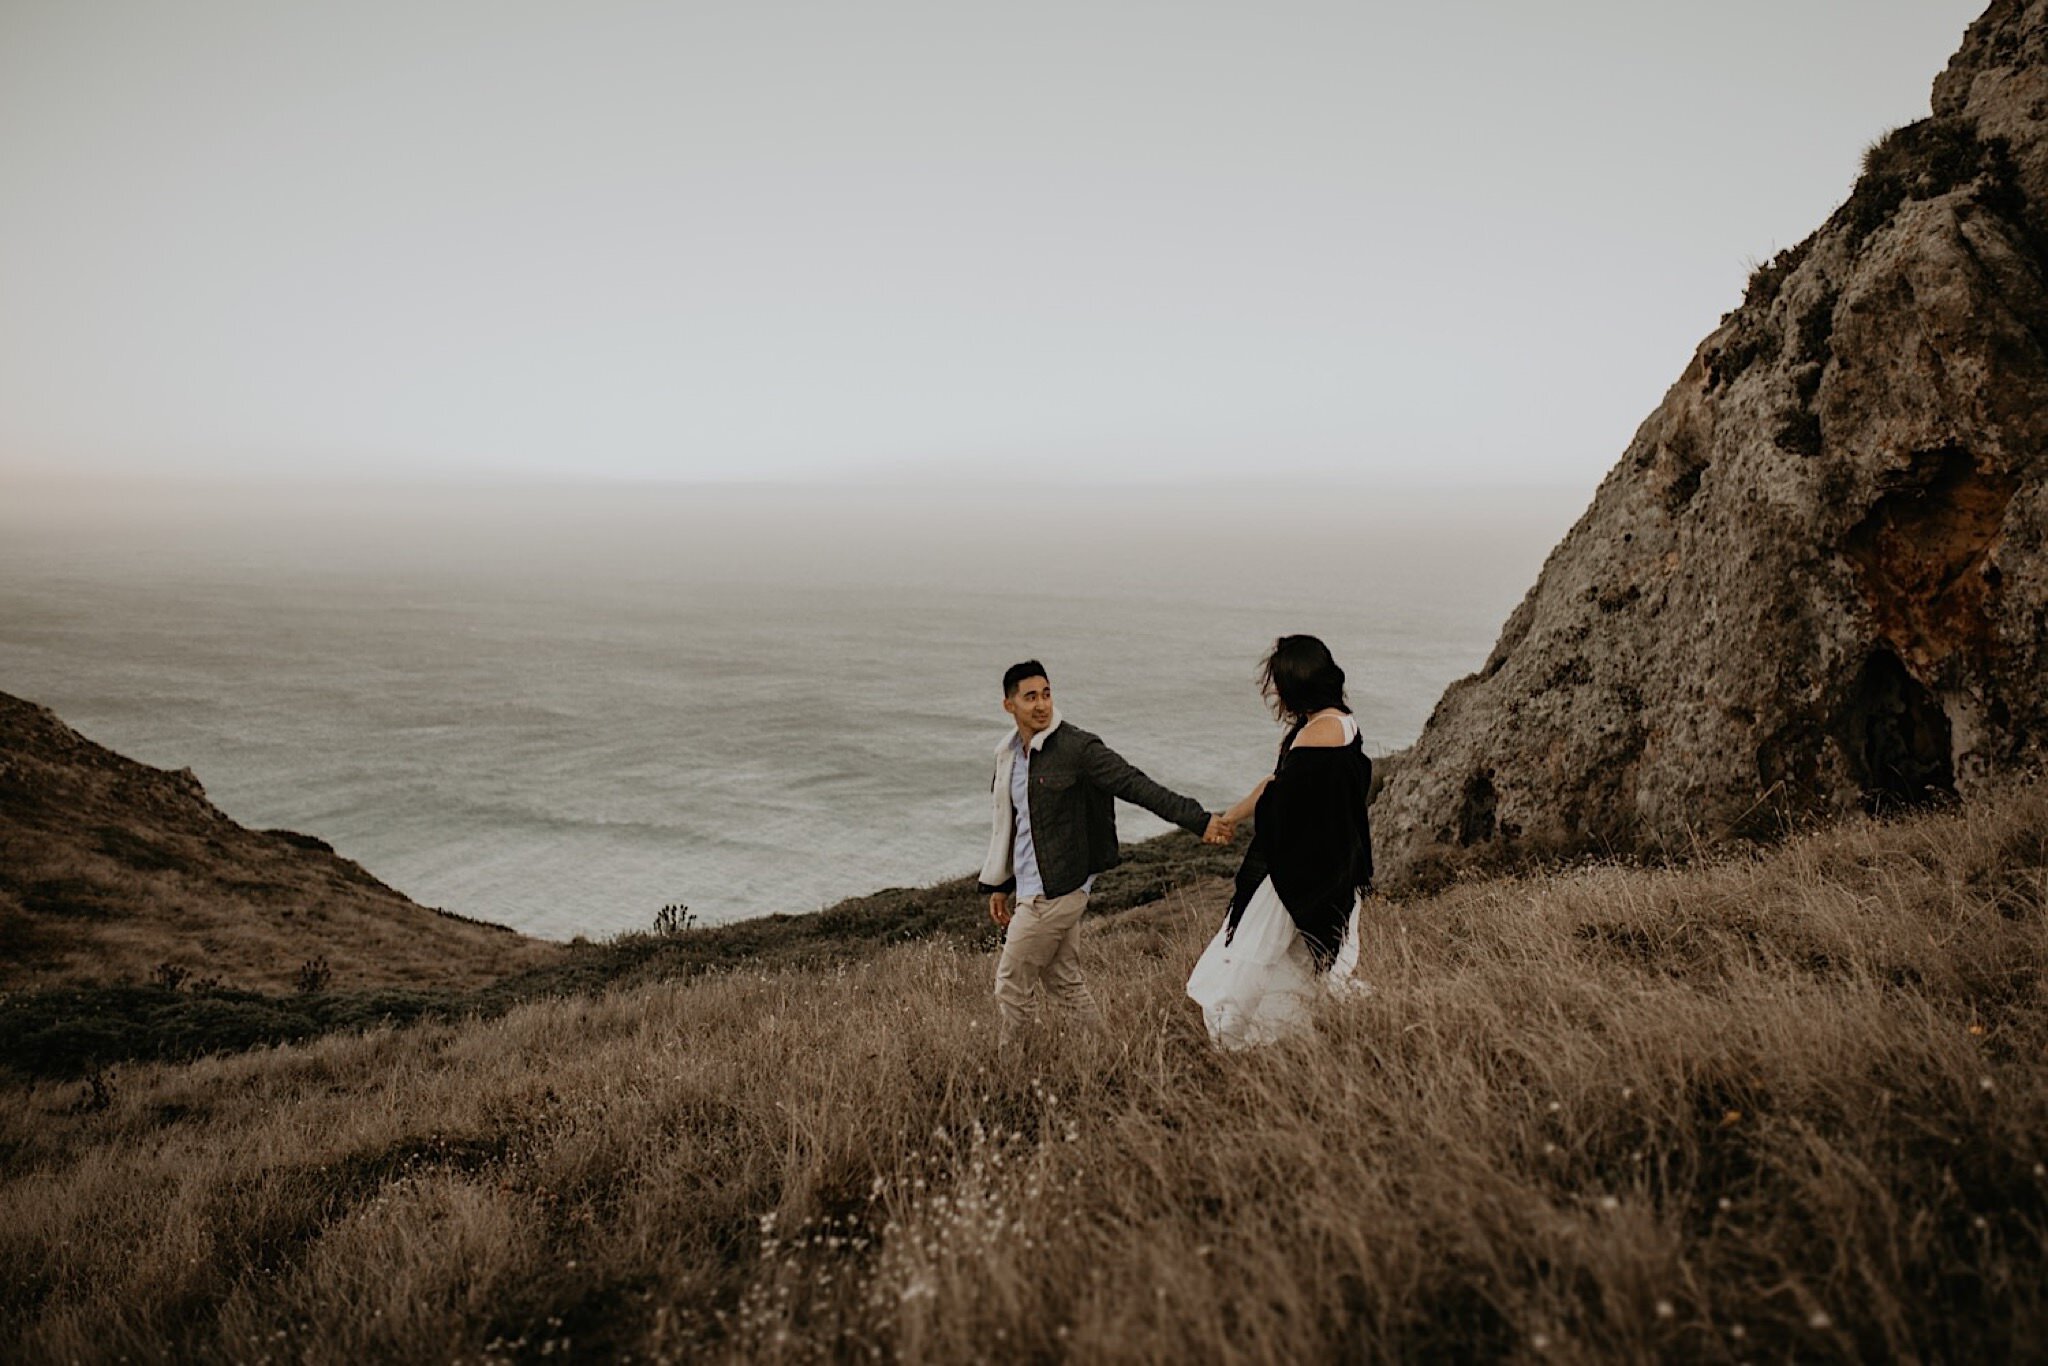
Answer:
xmin=3 ymin=784 xmax=2044 ymax=1363
xmin=0 ymin=823 xmax=1241 ymax=1080
xmin=0 ymin=691 xmax=561 ymax=993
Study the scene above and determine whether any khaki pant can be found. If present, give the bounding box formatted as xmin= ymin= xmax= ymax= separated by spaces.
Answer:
xmin=994 ymin=888 xmax=1101 ymax=1034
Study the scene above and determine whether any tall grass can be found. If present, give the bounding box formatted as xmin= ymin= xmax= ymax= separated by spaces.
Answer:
xmin=0 ymin=823 xmax=1237 ymax=1081
xmin=3 ymin=787 xmax=2045 ymax=1363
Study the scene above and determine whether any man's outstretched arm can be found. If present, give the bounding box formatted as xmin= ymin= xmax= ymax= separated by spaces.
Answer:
xmin=1076 ymin=734 xmax=1214 ymax=836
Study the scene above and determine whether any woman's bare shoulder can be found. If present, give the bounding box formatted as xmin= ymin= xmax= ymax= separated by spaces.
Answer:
xmin=1289 ymin=712 xmax=1349 ymax=748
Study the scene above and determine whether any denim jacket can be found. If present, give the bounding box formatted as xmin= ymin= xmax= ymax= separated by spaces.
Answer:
xmin=977 ymin=712 xmax=1210 ymax=900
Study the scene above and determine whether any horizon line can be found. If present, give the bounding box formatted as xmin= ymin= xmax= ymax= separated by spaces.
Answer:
xmin=3 ymin=468 xmax=1596 ymax=497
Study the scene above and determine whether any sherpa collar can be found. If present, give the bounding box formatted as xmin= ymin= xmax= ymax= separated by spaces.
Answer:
xmin=995 ymin=708 xmax=1063 ymax=756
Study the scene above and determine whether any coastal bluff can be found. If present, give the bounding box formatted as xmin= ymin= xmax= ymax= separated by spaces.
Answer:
xmin=1373 ymin=0 xmax=2048 ymax=888
xmin=0 ymin=690 xmax=561 ymax=993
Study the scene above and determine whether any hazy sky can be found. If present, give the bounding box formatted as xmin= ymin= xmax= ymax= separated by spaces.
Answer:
xmin=0 ymin=1 xmax=1988 ymax=490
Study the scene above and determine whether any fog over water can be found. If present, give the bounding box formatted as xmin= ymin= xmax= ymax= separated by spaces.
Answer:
xmin=1 ymin=480 xmax=1578 ymax=938
xmin=0 ymin=1 xmax=1989 ymax=941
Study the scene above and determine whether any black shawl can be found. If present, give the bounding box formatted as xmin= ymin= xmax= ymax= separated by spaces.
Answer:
xmin=1227 ymin=734 xmax=1374 ymax=971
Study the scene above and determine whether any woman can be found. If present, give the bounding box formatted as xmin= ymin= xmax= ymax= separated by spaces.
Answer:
xmin=1186 ymin=634 xmax=1374 ymax=1049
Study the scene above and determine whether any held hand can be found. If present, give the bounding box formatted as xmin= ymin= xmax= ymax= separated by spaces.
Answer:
xmin=988 ymin=892 xmax=1012 ymax=927
xmin=1203 ymin=815 xmax=1235 ymax=846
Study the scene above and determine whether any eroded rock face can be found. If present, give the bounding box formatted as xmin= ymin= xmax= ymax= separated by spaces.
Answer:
xmin=1373 ymin=0 xmax=2048 ymax=889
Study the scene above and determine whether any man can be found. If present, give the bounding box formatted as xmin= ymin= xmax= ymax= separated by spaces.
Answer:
xmin=976 ymin=660 xmax=1231 ymax=1033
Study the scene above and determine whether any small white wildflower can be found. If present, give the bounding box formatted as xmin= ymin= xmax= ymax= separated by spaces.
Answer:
xmin=1980 ymin=1076 xmax=1996 ymax=1093
xmin=1809 ymin=1310 xmax=1833 ymax=1330
xmin=1730 ymin=1324 xmax=1747 ymax=1341
xmin=1548 ymin=1101 xmax=1562 ymax=1114
xmin=1973 ymin=1215 xmax=1989 ymax=1230
xmin=1655 ymin=1299 xmax=1675 ymax=1320
xmin=1531 ymin=1332 xmax=1551 ymax=1351
xmin=1718 ymin=1197 xmax=1733 ymax=1212
xmin=1600 ymin=1196 xmax=1620 ymax=1212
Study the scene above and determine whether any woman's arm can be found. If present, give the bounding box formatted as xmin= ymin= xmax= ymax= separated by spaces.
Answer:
xmin=1215 ymin=715 xmax=1347 ymax=838
xmin=1222 ymin=774 xmax=1271 ymax=827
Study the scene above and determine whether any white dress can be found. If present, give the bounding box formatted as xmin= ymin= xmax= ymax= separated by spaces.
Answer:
xmin=1186 ymin=714 xmax=1368 ymax=1050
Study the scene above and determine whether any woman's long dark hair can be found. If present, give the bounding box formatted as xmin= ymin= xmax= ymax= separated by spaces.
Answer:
xmin=1258 ymin=634 xmax=1350 ymax=755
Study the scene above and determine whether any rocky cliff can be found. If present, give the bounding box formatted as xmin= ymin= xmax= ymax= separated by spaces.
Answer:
xmin=1373 ymin=0 xmax=2048 ymax=888
xmin=0 ymin=691 xmax=562 ymax=991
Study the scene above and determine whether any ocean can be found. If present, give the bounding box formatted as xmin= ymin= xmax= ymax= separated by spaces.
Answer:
xmin=0 ymin=479 xmax=1581 ymax=939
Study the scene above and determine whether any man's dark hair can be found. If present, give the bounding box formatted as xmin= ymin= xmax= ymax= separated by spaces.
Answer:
xmin=1258 ymin=635 xmax=1349 ymax=723
xmin=1002 ymin=660 xmax=1050 ymax=697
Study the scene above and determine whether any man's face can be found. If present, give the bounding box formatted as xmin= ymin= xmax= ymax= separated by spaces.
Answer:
xmin=1003 ymin=676 xmax=1053 ymax=737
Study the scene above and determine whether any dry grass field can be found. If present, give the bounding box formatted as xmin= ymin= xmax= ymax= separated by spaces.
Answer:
xmin=3 ymin=785 xmax=2045 ymax=1363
